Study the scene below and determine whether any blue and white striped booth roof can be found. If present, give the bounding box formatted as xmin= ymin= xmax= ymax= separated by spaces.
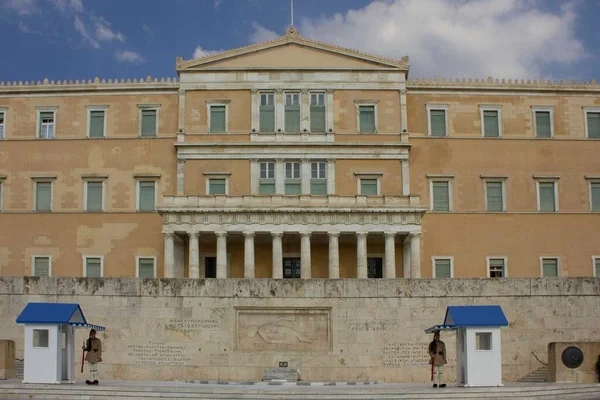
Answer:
xmin=16 ymin=303 xmax=106 ymax=331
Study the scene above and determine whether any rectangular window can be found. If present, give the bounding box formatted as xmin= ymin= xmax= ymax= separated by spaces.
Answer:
xmin=590 ymin=182 xmax=600 ymax=212
xmin=429 ymin=109 xmax=447 ymax=137
xmin=33 ymin=329 xmax=49 ymax=348
xmin=35 ymin=181 xmax=52 ymax=212
xmin=208 ymin=178 xmax=226 ymax=195
xmin=431 ymin=181 xmax=450 ymax=212
xmin=85 ymin=257 xmax=102 ymax=277
xmin=140 ymin=109 xmax=157 ymax=137
xmin=359 ymin=105 xmax=376 ymax=133
xmin=138 ymin=181 xmax=156 ymax=211
xmin=85 ymin=181 xmax=103 ymax=212
xmin=310 ymin=161 xmax=327 ymax=195
xmin=285 ymin=162 xmax=301 ymax=195
xmin=483 ymin=110 xmax=500 ymax=137
xmin=33 ymin=256 xmax=50 ymax=276
xmin=259 ymin=93 xmax=275 ymax=133
xmin=594 ymin=257 xmax=600 ymax=278
xmin=488 ymin=258 xmax=506 ymax=278
xmin=541 ymin=258 xmax=559 ymax=277
xmin=0 ymin=110 xmax=5 ymax=139
xmin=367 ymin=257 xmax=383 ymax=279
xmin=434 ymin=258 xmax=453 ymax=278
xmin=586 ymin=111 xmax=600 ymax=138
xmin=360 ymin=178 xmax=378 ymax=195
xmin=88 ymin=110 xmax=105 ymax=138
xmin=137 ymin=257 xmax=155 ymax=278
xmin=310 ymin=92 xmax=326 ymax=132
xmin=259 ymin=162 xmax=275 ymax=195
xmin=284 ymin=93 xmax=300 ymax=133
xmin=209 ymin=105 xmax=226 ymax=133
xmin=538 ymin=181 xmax=557 ymax=212
xmin=535 ymin=110 xmax=552 ymax=138
xmin=485 ymin=181 xmax=504 ymax=212
xmin=204 ymin=257 xmax=216 ymax=278
xmin=476 ymin=332 xmax=492 ymax=350
xmin=39 ymin=111 xmax=55 ymax=139
xmin=283 ymin=258 xmax=301 ymax=279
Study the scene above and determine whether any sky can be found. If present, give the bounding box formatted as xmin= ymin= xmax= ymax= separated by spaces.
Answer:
xmin=0 ymin=0 xmax=599 ymax=82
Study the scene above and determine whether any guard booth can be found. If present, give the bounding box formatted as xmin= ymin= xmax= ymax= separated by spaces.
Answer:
xmin=425 ymin=305 xmax=509 ymax=387
xmin=16 ymin=303 xmax=105 ymax=384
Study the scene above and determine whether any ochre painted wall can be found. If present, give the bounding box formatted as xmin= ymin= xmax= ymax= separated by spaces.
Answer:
xmin=184 ymin=90 xmax=251 ymax=134
xmin=334 ymin=90 xmax=401 ymax=133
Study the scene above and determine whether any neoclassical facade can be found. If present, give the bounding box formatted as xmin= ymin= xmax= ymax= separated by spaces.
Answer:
xmin=0 ymin=27 xmax=599 ymax=280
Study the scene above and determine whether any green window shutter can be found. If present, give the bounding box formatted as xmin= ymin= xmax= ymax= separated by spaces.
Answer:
xmin=430 ymin=110 xmax=447 ymax=137
xmin=310 ymin=107 xmax=326 ymax=132
xmin=542 ymin=259 xmax=558 ymax=277
xmin=259 ymin=106 xmax=275 ymax=132
xmin=209 ymin=178 xmax=226 ymax=195
xmin=259 ymin=181 xmax=275 ymax=195
xmin=483 ymin=110 xmax=499 ymax=137
xmin=138 ymin=182 xmax=155 ymax=211
xmin=285 ymin=181 xmax=301 ymax=195
xmin=486 ymin=182 xmax=503 ymax=211
xmin=310 ymin=180 xmax=327 ymax=195
xmin=86 ymin=182 xmax=103 ymax=212
xmin=591 ymin=183 xmax=600 ymax=212
xmin=285 ymin=106 xmax=300 ymax=133
xmin=535 ymin=111 xmax=551 ymax=138
xmin=86 ymin=258 xmax=102 ymax=277
xmin=138 ymin=258 xmax=154 ymax=278
xmin=34 ymin=257 xmax=50 ymax=277
xmin=359 ymin=106 xmax=376 ymax=133
xmin=89 ymin=111 xmax=105 ymax=138
xmin=587 ymin=112 xmax=600 ymax=138
xmin=141 ymin=109 xmax=157 ymax=137
xmin=432 ymin=181 xmax=450 ymax=211
xmin=595 ymin=259 xmax=600 ymax=278
xmin=210 ymin=106 xmax=226 ymax=133
xmin=435 ymin=259 xmax=451 ymax=278
xmin=360 ymin=179 xmax=378 ymax=195
xmin=539 ymin=182 xmax=556 ymax=212
xmin=36 ymin=182 xmax=52 ymax=211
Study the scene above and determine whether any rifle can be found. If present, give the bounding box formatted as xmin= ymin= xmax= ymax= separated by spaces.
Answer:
xmin=81 ymin=340 xmax=86 ymax=373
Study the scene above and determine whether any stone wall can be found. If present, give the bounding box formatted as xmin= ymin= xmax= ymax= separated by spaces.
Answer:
xmin=1 ymin=277 xmax=599 ymax=383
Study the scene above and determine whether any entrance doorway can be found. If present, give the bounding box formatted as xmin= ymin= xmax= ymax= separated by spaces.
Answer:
xmin=367 ymin=257 xmax=383 ymax=278
xmin=283 ymin=257 xmax=301 ymax=278
xmin=205 ymin=257 xmax=216 ymax=278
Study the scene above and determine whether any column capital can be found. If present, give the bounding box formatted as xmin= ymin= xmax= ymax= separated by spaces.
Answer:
xmin=251 ymin=89 xmax=259 ymax=95
xmin=326 ymin=89 xmax=334 ymax=94
xmin=243 ymin=231 xmax=255 ymax=238
xmin=300 ymin=231 xmax=312 ymax=238
xmin=162 ymin=230 xmax=175 ymax=236
xmin=178 ymin=89 xmax=186 ymax=96
xmin=188 ymin=231 xmax=200 ymax=238
xmin=301 ymin=89 xmax=309 ymax=95
xmin=327 ymin=231 xmax=340 ymax=238
xmin=409 ymin=232 xmax=421 ymax=238
xmin=275 ymin=88 xmax=284 ymax=94
xmin=399 ymin=89 xmax=407 ymax=96
xmin=327 ymin=158 xmax=336 ymax=164
xmin=384 ymin=232 xmax=397 ymax=238
xmin=271 ymin=231 xmax=284 ymax=238
xmin=356 ymin=232 xmax=368 ymax=238
xmin=215 ymin=231 xmax=227 ymax=238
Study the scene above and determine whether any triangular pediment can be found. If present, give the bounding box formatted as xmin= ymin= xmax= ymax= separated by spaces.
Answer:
xmin=177 ymin=29 xmax=408 ymax=71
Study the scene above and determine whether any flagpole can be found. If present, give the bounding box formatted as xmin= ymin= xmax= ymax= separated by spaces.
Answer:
xmin=291 ymin=0 xmax=294 ymax=27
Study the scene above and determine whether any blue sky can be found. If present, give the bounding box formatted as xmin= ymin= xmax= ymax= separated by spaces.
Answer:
xmin=1 ymin=0 xmax=599 ymax=82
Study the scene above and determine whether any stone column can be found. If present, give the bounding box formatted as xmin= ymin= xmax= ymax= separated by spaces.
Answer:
xmin=272 ymin=232 xmax=283 ymax=279
xmin=300 ymin=89 xmax=310 ymax=132
xmin=326 ymin=89 xmax=334 ymax=132
xmin=275 ymin=159 xmax=285 ymax=194
xmin=384 ymin=232 xmax=396 ymax=279
xmin=189 ymin=231 xmax=200 ymax=279
xmin=328 ymin=232 xmax=340 ymax=279
xmin=300 ymin=232 xmax=311 ymax=279
xmin=409 ymin=232 xmax=421 ymax=278
xmin=250 ymin=160 xmax=259 ymax=195
xmin=399 ymin=89 xmax=408 ymax=132
xmin=244 ymin=231 xmax=255 ymax=278
xmin=164 ymin=232 xmax=175 ymax=278
xmin=251 ymin=89 xmax=259 ymax=132
xmin=301 ymin=159 xmax=311 ymax=194
xmin=275 ymin=89 xmax=284 ymax=133
xmin=216 ymin=231 xmax=227 ymax=278
xmin=403 ymin=235 xmax=411 ymax=279
xmin=178 ymin=89 xmax=186 ymax=133
xmin=327 ymin=159 xmax=335 ymax=195
xmin=356 ymin=232 xmax=368 ymax=279
xmin=177 ymin=159 xmax=185 ymax=195
xmin=401 ymin=159 xmax=410 ymax=196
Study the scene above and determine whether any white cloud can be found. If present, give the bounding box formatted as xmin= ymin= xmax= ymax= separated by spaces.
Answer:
xmin=2 ymin=0 xmax=39 ymax=15
xmin=249 ymin=21 xmax=279 ymax=44
xmin=50 ymin=0 xmax=82 ymax=14
xmin=115 ymin=50 xmax=144 ymax=64
xmin=74 ymin=15 xmax=100 ymax=49
xmin=193 ymin=46 xmax=225 ymax=59
xmin=265 ymin=0 xmax=586 ymax=79
xmin=92 ymin=16 xmax=126 ymax=42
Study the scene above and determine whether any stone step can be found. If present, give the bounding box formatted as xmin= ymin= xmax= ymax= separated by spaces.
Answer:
xmin=518 ymin=366 xmax=549 ymax=383
xmin=1 ymin=382 xmax=600 ymax=400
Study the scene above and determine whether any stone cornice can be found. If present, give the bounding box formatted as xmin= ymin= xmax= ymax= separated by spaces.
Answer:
xmin=408 ymin=76 xmax=600 ymax=93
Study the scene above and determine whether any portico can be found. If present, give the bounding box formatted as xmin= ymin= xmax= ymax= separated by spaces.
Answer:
xmin=159 ymin=195 xmax=425 ymax=279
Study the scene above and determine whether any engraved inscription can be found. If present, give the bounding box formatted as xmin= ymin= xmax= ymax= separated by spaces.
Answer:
xmin=236 ymin=307 xmax=331 ymax=352
xmin=347 ymin=320 xmax=399 ymax=331
xmin=126 ymin=341 xmax=191 ymax=366
xmin=383 ymin=342 xmax=430 ymax=367
xmin=165 ymin=318 xmax=219 ymax=333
